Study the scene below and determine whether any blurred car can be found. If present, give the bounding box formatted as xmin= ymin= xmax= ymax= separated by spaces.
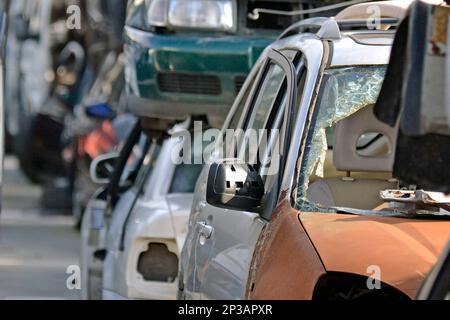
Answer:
xmin=179 ymin=1 xmax=450 ymax=300
xmin=80 ymin=120 xmax=148 ymax=299
xmin=123 ymin=0 xmax=340 ymax=129
xmin=6 ymin=0 xmax=127 ymax=187
xmin=81 ymin=120 xmax=204 ymax=300
xmin=64 ymin=52 xmax=130 ymax=227
xmin=6 ymin=0 xmax=80 ymax=184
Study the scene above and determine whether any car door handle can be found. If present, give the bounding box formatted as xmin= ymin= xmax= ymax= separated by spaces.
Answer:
xmin=197 ymin=221 xmax=214 ymax=240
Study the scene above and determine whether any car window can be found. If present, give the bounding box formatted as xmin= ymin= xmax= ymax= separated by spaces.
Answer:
xmin=133 ymin=142 xmax=161 ymax=192
xmin=259 ymin=57 xmax=307 ymax=220
xmin=294 ymin=66 xmax=387 ymax=212
xmin=227 ymin=69 xmax=259 ymax=130
xmin=236 ymin=61 xmax=288 ymax=167
xmin=169 ymin=163 xmax=203 ymax=193
xmin=169 ymin=137 xmax=208 ymax=194
xmin=218 ymin=64 xmax=262 ymax=160
xmin=246 ymin=63 xmax=285 ymax=132
xmin=119 ymin=134 xmax=149 ymax=183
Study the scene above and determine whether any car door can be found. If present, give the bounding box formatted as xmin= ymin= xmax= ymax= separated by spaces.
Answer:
xmin=193 ymin=48 xmax=298 ymax=300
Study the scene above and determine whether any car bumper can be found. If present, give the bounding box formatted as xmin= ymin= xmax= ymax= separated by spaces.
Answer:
xmin=124 ymin=26 xmax=273 ymax=120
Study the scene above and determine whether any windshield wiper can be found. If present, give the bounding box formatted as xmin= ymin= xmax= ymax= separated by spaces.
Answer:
xmin=331 ymin=206 xmax=450 ymax=219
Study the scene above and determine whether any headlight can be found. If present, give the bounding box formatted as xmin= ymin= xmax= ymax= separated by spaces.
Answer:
xmin=147 ymin=0 xmax=236 ymax=31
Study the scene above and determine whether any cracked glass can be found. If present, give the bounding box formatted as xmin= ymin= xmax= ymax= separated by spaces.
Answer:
xmin=295 ymin=66 xmax=386 ymax=211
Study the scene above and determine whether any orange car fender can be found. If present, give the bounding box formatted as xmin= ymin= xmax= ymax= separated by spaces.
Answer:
xmin=299 ymin=212 xmax=450 ymax=298
xmin=246 ymin=200 xmax=326 ymax=300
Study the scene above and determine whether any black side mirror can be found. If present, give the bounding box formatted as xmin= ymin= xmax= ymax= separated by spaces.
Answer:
xmin=206 ymin=161 xmax=264 ymax=211
xmin=90 ymin=152 xmax=120 ymax=184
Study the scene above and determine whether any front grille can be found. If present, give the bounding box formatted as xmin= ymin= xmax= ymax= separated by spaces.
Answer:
xmin=234 ymin=75 xmax=247 ymax=94
xmin=158 ymin=73 xmax=221 ymax=95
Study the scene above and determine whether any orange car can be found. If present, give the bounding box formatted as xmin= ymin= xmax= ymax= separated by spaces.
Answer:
xmin=179 ymin=1 xmax=450 ymax=300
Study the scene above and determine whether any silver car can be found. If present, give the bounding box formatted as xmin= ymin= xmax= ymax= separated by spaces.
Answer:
xmin=81 ymin=120 xmax=204 ymax=300
xmin=102 ymin=122 xmax=204 ymax=300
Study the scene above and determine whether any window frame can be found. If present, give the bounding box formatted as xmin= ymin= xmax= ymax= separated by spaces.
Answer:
xmin=227 ymin=48 xmax=298 ymax=219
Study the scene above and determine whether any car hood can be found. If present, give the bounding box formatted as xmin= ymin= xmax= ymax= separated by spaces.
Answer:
xmin=299 ymin=212 xmax=450 ymax=298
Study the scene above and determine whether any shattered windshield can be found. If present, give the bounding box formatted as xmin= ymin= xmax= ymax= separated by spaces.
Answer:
xmin=295 ymin=66 xmax=387 ymax=212
xmin=294 ymin=65 xmax=450 ymax=218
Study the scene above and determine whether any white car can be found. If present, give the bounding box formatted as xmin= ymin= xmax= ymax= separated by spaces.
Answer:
xmin=80 ymin=120 xmax=147 ymax=300
xmin=80 ymin=120 xmax=203 ymax=300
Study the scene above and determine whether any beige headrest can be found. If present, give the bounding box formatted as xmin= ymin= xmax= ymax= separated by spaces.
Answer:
xmin=333 ymin=105 xmax=397 ymax=173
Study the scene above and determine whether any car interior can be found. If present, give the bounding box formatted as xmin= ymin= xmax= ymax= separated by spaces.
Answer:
xmin=306 ymin=104 xmax=399 ymax=211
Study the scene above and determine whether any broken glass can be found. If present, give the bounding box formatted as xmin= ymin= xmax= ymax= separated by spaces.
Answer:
xmin=295 ymin=66 xmax=386 ymax=210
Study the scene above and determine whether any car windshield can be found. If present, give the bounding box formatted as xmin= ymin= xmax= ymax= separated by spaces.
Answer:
xmin=293 ymin=65 xmax=449 ymax=218
xmin=296 ymin=65 xmax=386 ymax=195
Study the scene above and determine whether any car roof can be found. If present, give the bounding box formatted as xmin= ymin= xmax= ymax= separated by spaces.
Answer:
xmin=271 ymin=28 xmax=393 ymax=67
xmin=329 ymin=32 xmax=392 ymax=66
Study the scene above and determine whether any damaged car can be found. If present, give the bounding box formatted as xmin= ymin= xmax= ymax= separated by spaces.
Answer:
xmin=81 ymin=119 xmax=205 ymax=300
xmin=178 ymin=1 xmax=450 ymax=300
xmin=101 ymin=120 xmax=204 ymax=300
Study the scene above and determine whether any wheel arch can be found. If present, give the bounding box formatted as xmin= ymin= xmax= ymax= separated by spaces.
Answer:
xmin=312 ymin=271 xmax=411 ymax=301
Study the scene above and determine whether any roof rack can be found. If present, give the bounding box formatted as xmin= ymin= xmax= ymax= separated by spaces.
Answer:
xmin=278 ymin=17 xmax=399 ymax=40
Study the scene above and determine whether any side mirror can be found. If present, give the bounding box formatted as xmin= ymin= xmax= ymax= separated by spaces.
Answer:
xmin=206 ymin=161 xmax=264 ymax=211
xmin=89 ymin=152 xmax=120 ymax=184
